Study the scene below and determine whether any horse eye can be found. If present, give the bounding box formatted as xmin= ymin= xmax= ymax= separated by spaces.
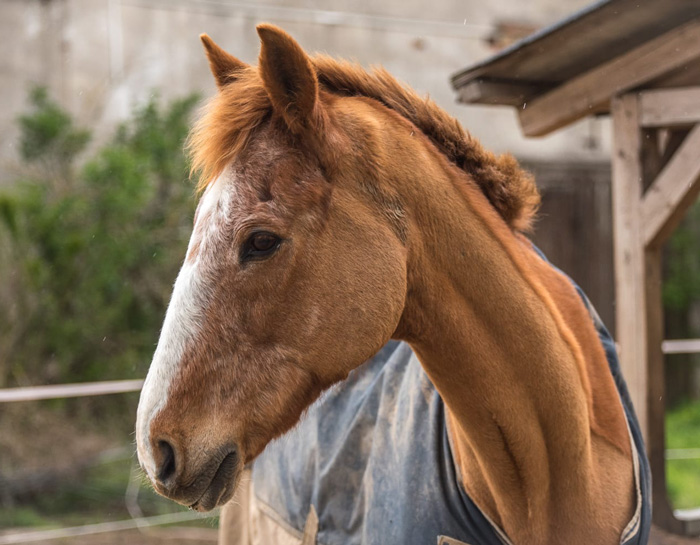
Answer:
xmin=241 ymin=231 xmax=282 ymax=262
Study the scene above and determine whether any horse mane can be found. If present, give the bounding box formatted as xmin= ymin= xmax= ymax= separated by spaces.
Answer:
xmin=188 ymin=57 xmax=540 ymax=232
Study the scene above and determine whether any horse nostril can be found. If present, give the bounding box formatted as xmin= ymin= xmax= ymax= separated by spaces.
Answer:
xmin=157 ymin=439 xmax=177 ymax=483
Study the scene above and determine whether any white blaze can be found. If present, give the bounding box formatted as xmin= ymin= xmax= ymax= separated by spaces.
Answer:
xmin=135 ymin=176 xmax=229 ymax=478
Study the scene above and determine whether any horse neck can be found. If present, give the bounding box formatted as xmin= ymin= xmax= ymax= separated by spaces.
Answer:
xmin=383 ymin=132 xmax=633 ymax=543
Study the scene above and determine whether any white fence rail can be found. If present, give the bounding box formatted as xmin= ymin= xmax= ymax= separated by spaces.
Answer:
xmin=662 ymin=338 xmax=700 ymax=355
xmin=0 ymin=379 xmax=144 ymax=403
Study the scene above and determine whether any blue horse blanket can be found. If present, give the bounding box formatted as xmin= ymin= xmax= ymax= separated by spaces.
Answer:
xmin=251 ymin=269 xmax=651 ymax=544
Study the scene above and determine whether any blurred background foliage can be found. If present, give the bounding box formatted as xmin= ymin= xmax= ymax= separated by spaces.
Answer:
xmin=0 ymin=87 xmax=198 ymax=390
xmin=0 ymin=88 xmax=202 ymax=526
xmin=664 ymin=204 xmax=700 ymax=312
xmin=662 ymin=199 xmax=700 ymax=511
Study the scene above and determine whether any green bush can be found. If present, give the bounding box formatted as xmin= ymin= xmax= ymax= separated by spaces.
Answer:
xmin=664 ymin=203 xmax=700 ymax=311
xmin=666 ymin=401 xmax=700 ymax=509
xmin=0 ymin=88 xmax=199 ymax=388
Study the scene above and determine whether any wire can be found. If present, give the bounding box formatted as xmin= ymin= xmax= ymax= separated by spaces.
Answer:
xmin=118 ymin=0 xmax=492 ymax=39
xmin=0 ymin=512 xmax=217 ymax=545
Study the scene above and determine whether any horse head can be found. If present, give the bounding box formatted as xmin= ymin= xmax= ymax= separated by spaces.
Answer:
xmin=135 ymin=25 xmax=409 ymax=510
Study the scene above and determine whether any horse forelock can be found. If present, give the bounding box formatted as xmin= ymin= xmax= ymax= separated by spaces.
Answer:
xmin=188 ymin=66 xmax=272 ymax=193
xmin=187 ymin=56 xmax=540 ymax=232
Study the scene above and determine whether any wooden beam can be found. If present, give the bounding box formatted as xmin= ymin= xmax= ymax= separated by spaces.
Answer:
xmin=646 ymin=61 xmax=700 ymax=93
xmin=641 ymin=123 xmax=700 ymax=248
xmin=519 ymin=19 xmax=700 ymax=136
xmin=456 ymin=79 xmax=546 ymax=107
xmin=639 ymin=87 xmax=700 ymax=127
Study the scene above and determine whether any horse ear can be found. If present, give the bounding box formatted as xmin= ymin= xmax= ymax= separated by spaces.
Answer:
xmin=256 ymin=24 xmax=319 ymax=133
xmin=200 ymin=34 xmax=248 ymax=88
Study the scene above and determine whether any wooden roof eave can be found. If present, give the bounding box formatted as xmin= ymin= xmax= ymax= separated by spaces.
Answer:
xmin=452 ymin=0 xmax=700 ymax=136
xmin=518 ymin=18 xmax=700 ymax=136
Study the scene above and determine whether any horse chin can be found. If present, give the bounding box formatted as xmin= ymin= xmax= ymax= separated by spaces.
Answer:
xmin=150 ymin=446 xmax=242 ymax=512
xmin=188 ymin=451 xmax=242 ymax=512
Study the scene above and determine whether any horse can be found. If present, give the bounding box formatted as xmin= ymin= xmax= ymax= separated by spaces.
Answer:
xmin=135 ymin=25 xmax=650 ymax=544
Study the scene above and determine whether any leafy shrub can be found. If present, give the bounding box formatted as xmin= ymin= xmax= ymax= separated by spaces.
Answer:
xmin=666 ymin=401 xmax=700 ymax=509
xmin=664 ymin=204 xmax=700 ymax=311
xmin=0 ymin=88 xmax=199 ymax=388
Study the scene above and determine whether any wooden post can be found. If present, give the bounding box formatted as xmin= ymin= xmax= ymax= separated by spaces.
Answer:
xmin=611 ymin=94 xmax=647 ymax=436
xmin=612 ymin=93 xmax=692 ymax=534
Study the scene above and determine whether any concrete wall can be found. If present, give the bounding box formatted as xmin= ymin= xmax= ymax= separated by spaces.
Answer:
xmin=1 ymin=0 xmax=611 ymax=183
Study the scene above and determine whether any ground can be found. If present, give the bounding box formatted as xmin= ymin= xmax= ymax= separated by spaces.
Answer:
xmin=651 ymin=526 xmax=700 ymax=545
xmin=0 ymin=527 xmax=217 ymax=544
xmin=1 ymin=524 xmax=698 ymax=544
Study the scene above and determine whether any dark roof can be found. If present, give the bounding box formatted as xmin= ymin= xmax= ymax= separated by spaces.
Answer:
xmin=451 ymin=0 xmax=700 ymax=107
